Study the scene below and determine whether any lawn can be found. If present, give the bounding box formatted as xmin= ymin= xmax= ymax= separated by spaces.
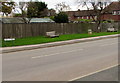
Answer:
xmin=2 ymin=31 xmax=119 ymax=47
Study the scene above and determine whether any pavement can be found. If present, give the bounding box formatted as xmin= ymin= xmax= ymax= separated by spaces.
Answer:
xmin=2 ymin=37 xmax=118 ymax=81
xmin=2 ymin=34 xmax=120 ymax=53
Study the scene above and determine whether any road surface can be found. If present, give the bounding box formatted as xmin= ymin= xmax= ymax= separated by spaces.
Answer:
xmin=75 ymin=66 xmax=119 ymax=81
xmin=2 ymin=37 xmax=118 ymax=81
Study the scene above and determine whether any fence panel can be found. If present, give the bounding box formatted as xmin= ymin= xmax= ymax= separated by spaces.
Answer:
xmin=2 ymin=22 xmax=115 ymax=38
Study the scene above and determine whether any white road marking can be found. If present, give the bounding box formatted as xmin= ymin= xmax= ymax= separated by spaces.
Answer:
xmin=32 ymin=49 xmax=83 ymax=59
xmin=69 ymin=64 xmax=118 ymax=81
xmin=32 ymin=42 xmax=118 ymax=59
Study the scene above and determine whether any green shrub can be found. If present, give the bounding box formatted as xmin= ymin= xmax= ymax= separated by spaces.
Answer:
xmin=102 ymin=21 xmax=109 ymax=23
xmin=77 ymin=19 xmax=93 ymax=23
xmin=50 ymin=16 xmax=55 ymax=20
xmin=14 ymin=13 xmax=22 ymax=17
xmin=54 ymin=12 xmax=69 ymax=23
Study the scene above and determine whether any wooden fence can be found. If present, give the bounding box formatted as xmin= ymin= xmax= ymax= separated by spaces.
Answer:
xmin=2 ymin=22 xmax=119 ymax=38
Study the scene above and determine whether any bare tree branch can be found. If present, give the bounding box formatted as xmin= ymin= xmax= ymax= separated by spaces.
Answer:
xmin=55 ymin=2 xmax=71 ymax=13
xmin=76 ymin=0 xmax=112 ymax=32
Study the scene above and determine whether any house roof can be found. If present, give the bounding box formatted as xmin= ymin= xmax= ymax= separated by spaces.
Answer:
xmin=104 ymin=2 xmax=120 ymax=11
xmin=0 ymin=18 xmax=25 ymax=23
xmin=30 ymin=18 xmax=55 ymax=23
xmin=0 ymin=18 xmax=55 ymax=23
xmin=74 ymin=10 xmax=96 ymax=17
xmin=66 ymin=2 xmax=120 ymax=17
xmin=66 ymin=10 xmax=96 ymax=17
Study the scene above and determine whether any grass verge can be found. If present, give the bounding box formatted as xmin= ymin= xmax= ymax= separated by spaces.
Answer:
xmin=2 ymin=31 xmax=119 ymax=47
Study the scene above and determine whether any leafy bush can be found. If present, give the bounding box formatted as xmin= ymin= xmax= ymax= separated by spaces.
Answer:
xmin=102 ymin=20 xmax=115 ymax=23
xmin=102 ymin=21 xmax=109 ymax=23
xmin=14 ymin=13 xmax=22 ymax=17
xmin=54 ymin=12 xmax=69 ymax=23
xmin=77 ymin=19 xmax=93 ymax=23
xmin=50 ymin=16 xmax=55 ymax=20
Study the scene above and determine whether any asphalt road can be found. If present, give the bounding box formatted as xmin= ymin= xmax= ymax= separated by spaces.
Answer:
xmin=75 ymin=66 xmax=119 ymax=81
xmin=2 ymin=37 xmax=118 ymax=81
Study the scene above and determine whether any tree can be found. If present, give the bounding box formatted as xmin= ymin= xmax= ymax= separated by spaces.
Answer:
xmin=54 ymin=12 xmax=69 ymax=23
xmin=1 ymin=1 xmax=15 ymax=16
xmin=15 ymin=1 xmax=48 ymax=23
xmin=55 ymin=2 xmax=71 ymax=13
xmin=27 ymin=1 xmax=48 ymax=18
xmin=18 ymin=2 xmax=28 ymax=17
xmin=77 ymin=0 xmax=112 ymax=32
xmin=16 ymin=2 xmax=29 ymax=23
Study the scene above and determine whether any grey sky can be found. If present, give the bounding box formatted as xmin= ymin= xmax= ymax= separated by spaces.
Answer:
xmin=13 ymin=0 xmax=89 ymax=11
xmin=13 ymin=0 xmax=118 ymax=11
xmin=40 ymin=0 xmax=78 ymax=10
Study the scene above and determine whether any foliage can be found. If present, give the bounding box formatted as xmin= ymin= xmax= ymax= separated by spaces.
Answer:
xmin=50 ymin=16 xmax=55 ymax=20
xmin=27 ymin=1 xmax=48 ymax=18
xmin=16 ymin=1 xmax=48 ymax=23
xmin=77 ymin=19 xmax=93 ymax=23
xmin=15 ymin=2 xmax=28 ymax=23
xmin=18 ymin=2 xmax=28 ymax=17
xmin=14 ymin=13 xmax=22 ymax=17
xmin=55 ymin=2 xmax=71 ymax=13
xmin=77 ymin=0 xmax=112 ymax=32
xmin=108 ymin=19 xmax=114 ymax=23
xmin=54 ymin=12 xmax=69 ymax=23
xmin=102 ymin=19 xmax=115 ymax=23
xmin=102 ymin=21 xmax=109 ymax=23
xmin=1 ymin=1 xmax=15 ymax=16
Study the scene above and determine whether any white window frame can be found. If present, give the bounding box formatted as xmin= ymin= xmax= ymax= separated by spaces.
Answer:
xmin=118 ymin=11 xmax=120 ymax=15
xmin=87 ymin=16 xmax=89 ymax=19
xmin=113 ymin=11 xmax=117 ymax=15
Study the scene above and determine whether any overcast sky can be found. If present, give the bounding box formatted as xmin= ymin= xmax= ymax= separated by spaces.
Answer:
xmin=40 ymin=0 xmax=118 ymax=10
xmin=41 ymin=0 xmax=77 ymax=10
xmin=13 ymin=0 xmax=118 ymax=11
xmin=13 ymin=0 xmax=79 ymax=11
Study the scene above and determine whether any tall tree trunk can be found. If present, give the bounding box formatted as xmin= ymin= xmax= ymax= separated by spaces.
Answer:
xmin=96 ymin=14 xmax=102 ymax=33
xmin=96 ymin=20 xmax=101 ymax=33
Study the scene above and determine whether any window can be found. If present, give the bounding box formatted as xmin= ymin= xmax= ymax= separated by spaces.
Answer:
xmin=118 ymin=11 xmax=120 ymax=15
xmin=94 ymin=16 xmax=97 ymax=20
xmin=113 ymin=11 xmax=117 ymax=15
xmin=90 ymin=16 xmax=93 ymax=19
xmin=87 ymin=16 xmax=89 ymax=19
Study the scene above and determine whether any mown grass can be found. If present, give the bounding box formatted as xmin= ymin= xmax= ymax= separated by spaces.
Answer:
xmin=2 ymin=31 xmax=119 ymax=47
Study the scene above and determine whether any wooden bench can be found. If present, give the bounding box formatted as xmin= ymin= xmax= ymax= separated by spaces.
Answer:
xmin=46 ymin=31 xmax=59 ymax=38
xmin=107 ymin=27 xmax=117 ymax=32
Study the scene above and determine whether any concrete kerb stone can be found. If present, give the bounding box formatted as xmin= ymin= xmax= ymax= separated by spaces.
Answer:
xmin=2 ymin=34 xmax=120 ymax=53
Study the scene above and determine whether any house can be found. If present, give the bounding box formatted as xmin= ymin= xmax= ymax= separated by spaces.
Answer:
xmin=47 ymin=9 xmax=56 ymax=16
xmin=66 ymin=10 xmax=97 ymax=21
xmin=101 ymin=2 xmax=120 ymax=21
xmin=66 ymin=2 xmax=120 ymax=21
